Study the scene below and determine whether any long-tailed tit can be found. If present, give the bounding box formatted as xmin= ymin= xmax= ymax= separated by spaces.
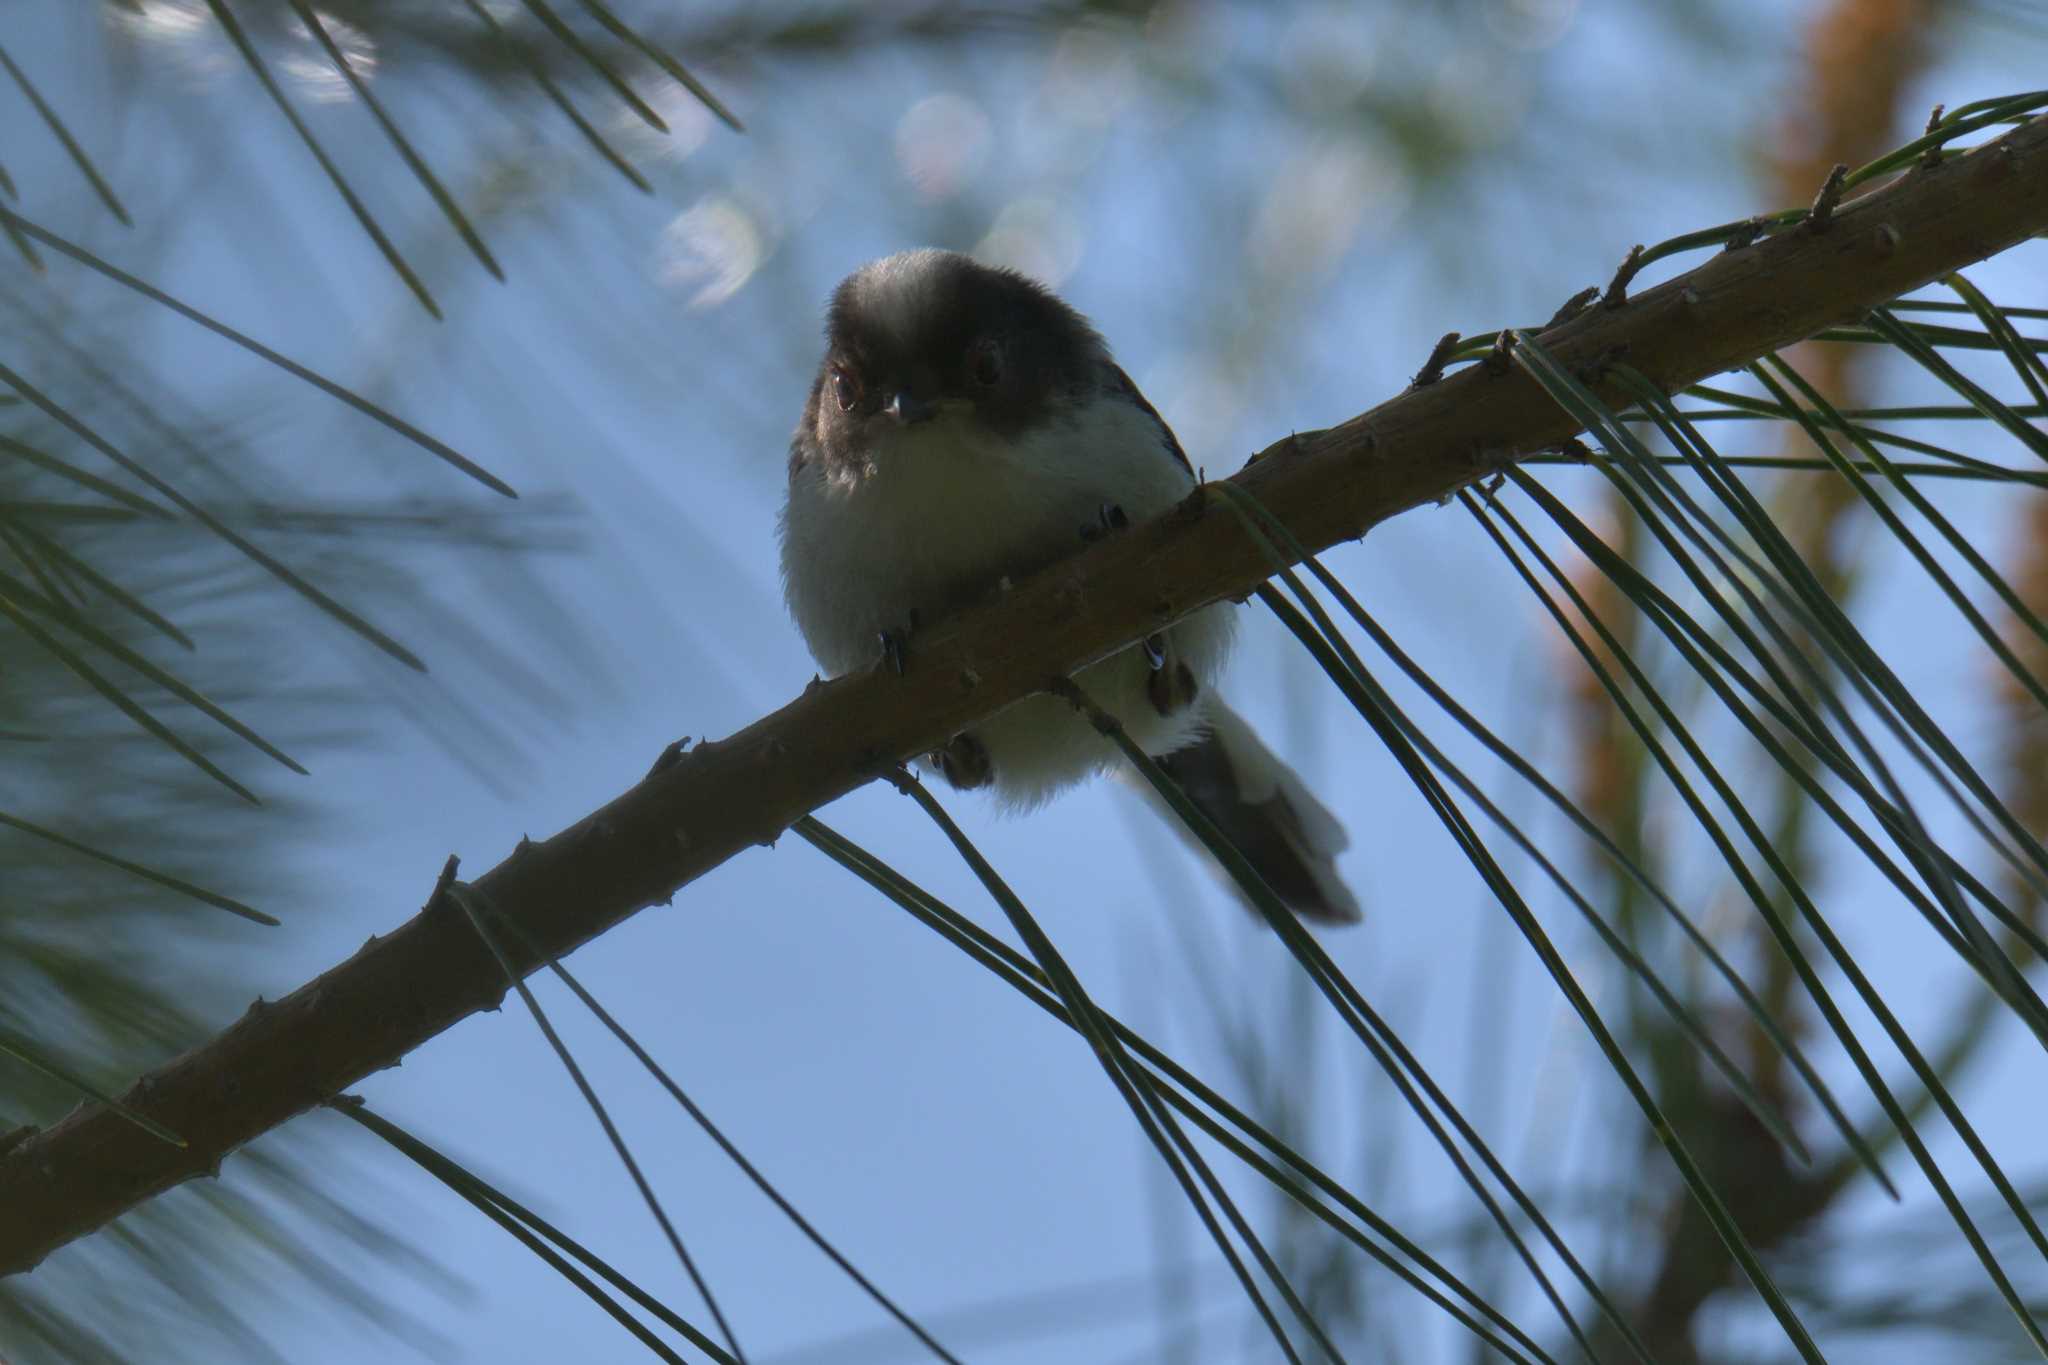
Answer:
xmin=781 ymin=250 xmax=1358 ymax=924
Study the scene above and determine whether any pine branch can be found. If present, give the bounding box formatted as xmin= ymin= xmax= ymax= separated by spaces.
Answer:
xmin=3 ymin=112 xmax=2045 ymax=1279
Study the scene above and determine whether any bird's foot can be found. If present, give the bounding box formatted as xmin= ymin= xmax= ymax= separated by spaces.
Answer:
xmin=877 ymin=608 xmax=922 ymax=675
xmin=932 ymin=732 xmax=993 ymax=790
xmin=1079 ymin=503 xmax=1130 ymax=543
xmin=1145 ymin=633 xmax=1200 ymax=717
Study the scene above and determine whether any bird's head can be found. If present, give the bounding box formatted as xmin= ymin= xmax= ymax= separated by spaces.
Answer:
xmin=799 ymin=249 xmax=1109 ymax=472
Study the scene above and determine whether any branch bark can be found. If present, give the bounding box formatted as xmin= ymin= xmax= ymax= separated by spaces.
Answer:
xmin=4 ymin=113 xmax=2046 ymax=1278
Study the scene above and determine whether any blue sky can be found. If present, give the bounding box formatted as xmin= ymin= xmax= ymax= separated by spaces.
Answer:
xmin=7 ymin=2 xmax=2048 ymax=1361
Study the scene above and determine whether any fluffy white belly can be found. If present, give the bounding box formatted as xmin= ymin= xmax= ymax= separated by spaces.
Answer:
xmin=780 ymin=398 xmax=1234 ymax=807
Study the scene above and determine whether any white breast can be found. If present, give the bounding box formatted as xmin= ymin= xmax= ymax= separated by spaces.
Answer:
xmin=782 ymin=396 xmax=1197 ymax=673
xmin=780 ymin=395 xmax=1235 ymax=807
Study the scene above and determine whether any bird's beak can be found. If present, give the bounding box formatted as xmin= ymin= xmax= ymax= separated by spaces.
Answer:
xmin=885 ymin=390 xmax=937 ymax=425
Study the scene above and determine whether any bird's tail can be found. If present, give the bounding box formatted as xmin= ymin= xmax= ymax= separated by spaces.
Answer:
xmin=1129 ymin=699 xmax=1361 ymax=926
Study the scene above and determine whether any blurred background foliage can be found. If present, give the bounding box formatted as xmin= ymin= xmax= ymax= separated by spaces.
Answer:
xmin=2 ymin=0 xmax=2047 ymax=1361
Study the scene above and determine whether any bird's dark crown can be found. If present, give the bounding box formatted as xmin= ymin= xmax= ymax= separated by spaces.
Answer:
xmin=826 ymin=251 xmax=1101 ymax=373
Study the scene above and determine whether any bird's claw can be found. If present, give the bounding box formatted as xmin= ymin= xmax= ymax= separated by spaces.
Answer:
xmin=932 ymin=732 xmax=993 ymax=790
xmin=879 ymin=629 xmax=907 ymax=676
xmin=877 ymin=609 xmax=922 ymax=675
xmin=1079 ymin=503 xmax=1130 ymax=543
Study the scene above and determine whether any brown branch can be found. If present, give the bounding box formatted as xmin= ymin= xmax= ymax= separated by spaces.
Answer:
xmin=1600 ymin=243 xmax=1646 ymax=307
xmin=3 ymin=112 xmax=2046 ymax=1279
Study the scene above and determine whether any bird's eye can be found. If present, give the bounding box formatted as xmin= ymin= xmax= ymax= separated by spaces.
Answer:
xmin=969 ymin=340 xmax=1002 ymax=387
xmin=831 ymin=365 xmax=861 ymax=413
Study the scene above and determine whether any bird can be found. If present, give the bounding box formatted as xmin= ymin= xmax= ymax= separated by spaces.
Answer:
xmin=779 ymin=248 xmax=1359 ymax=925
